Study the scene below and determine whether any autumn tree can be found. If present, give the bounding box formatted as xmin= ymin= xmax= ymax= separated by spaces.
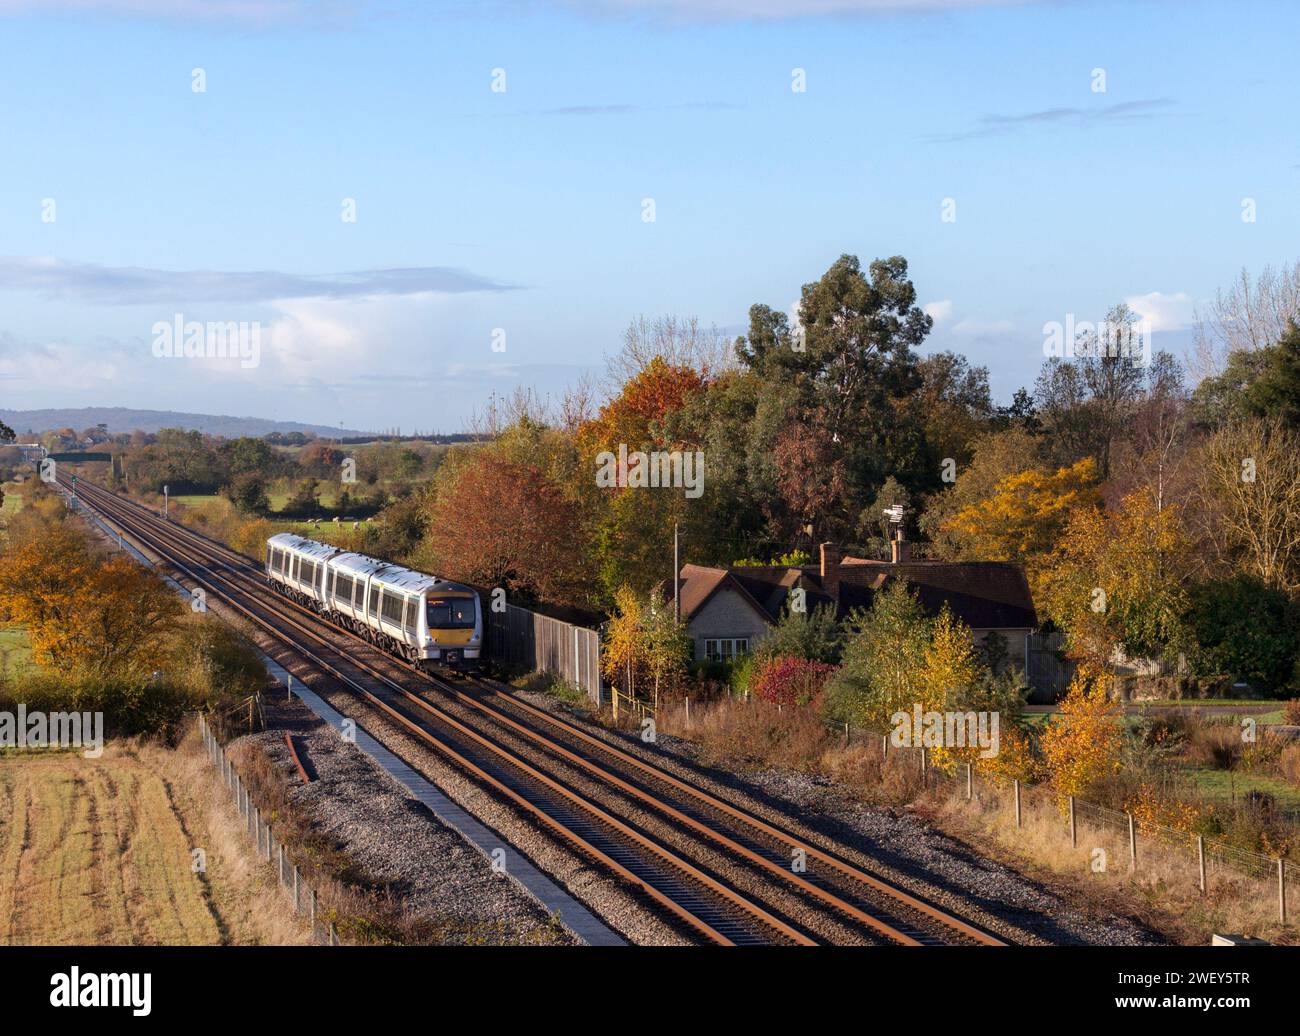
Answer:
xmin=921 ymin=427 xmax=1044 ymax=558
xmin=1191 ymin=417 xmax=1300 ymax=591
xmin=1038 ymin=488 xmax=1196 ymax=667
xmin=1039 ymin=668 xmax=1123 ymax=807
xmin=427 ymin=453 xmax=591 ymax=606
xmin=938 ymin=457 xmax=1101 ymax=595
xmin=577 ymin=357 xmax=709 ymax=600
xmin=0 ymin=524 xmax=182 ymax=676
xmin=601 ymin=585 xmax=647 ymax=703
xmin=600 ymin=585 xmax=689 ymax=708
xmin=824 ymin=581 xmax=932 ymax=729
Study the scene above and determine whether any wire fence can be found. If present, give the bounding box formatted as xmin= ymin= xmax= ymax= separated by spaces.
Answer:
xmin=900 ymin=740 xmax=1294 ymax=921
xmin=197 ymin=714 xmax=341 ymax=945
xmin=643 ymin=692 xmax=1296 ymax=923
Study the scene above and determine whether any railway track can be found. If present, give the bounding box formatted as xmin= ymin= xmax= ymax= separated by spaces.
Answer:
xmin=62 ymin=475 xmax=1007 ymax=948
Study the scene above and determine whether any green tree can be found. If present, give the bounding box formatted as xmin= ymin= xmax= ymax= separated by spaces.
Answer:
xmin=824 ymin=581 xmax=932 ymax=729
xmin=753 ymin=603 xmax=842 ymax=665
xmin=223 ymin=471 xmax=270 ymax=515
xmin=1183 ymin=574 xmax=1300 ymax=692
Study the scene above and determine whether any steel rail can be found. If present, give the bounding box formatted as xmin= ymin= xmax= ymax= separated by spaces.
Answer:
xmin=65 ymin=476 xmax=816 ymax=946
xmin=71 ymin=477 xmax=1004 ymax=946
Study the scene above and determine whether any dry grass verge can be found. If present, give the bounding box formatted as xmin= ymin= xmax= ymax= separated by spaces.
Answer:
xmin=0 ymin=729 xmax=310 ymax=945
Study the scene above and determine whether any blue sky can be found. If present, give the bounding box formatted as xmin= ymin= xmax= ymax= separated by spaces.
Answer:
xmin=0 ymin=0 xmax=1297 ymax=433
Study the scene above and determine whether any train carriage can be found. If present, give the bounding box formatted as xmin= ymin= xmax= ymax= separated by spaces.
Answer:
xmin=265 ymin=533 xmax=482 ymax=671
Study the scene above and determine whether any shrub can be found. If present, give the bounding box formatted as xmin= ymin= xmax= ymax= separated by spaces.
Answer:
xmin=750 ymin=656 xmax=836 ymax=709
xmin=1283 ymin=699 xmax=1300 ymax=725
xmin=752 ymin=604 xmax=842 ymax=665
xmin=1183 ymin=574 xmax=1300 ymax=694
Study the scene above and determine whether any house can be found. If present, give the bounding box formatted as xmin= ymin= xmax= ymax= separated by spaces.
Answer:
xmin=676 ymin=534 xmax=1039 ymax=671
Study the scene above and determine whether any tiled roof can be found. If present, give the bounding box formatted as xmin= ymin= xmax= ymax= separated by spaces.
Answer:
xmin=678 ymin=554 xmax=1037 ymax=631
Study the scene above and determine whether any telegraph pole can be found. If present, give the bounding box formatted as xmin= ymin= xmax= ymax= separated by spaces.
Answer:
xmin=673 ymin=522 xmax=680 ymax=622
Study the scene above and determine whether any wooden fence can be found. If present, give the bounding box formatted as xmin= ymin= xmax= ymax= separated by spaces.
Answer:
xmin=487 ymin=603 xmax=603 ymax=705
xmin=198 ymin=714 xmax=341 ymax=945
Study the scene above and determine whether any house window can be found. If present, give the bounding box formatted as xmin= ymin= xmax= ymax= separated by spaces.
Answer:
xmin=705 ymin=638 xmax=750 ymax=663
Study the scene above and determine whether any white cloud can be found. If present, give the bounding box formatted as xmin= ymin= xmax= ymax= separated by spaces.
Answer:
xmin=923 ymin=299 xmax=954 ymax=322
xmin=1125 ymin=290 xmax=1196 ymax=332
xmin=0 ymin=256 xmax=515 ymax=306
xmin=952 ymin=317 xmax=1014 ymax=336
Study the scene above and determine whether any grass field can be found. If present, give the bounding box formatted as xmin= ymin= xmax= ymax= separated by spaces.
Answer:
xmin=176 ymin=491 xmax=371 ymax=522
xmin=1184 ymin=765 xmax=1300 ymax=812
xmin=1 ymin=487 xmax=23 ymax=518
xmin=0 ymin=736 xmax=309 ymax=945
xmin=0 ymin=627 xmax=32 ymax=677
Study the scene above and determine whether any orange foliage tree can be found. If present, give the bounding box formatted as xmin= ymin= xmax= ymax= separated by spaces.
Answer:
xmin=1038 ymin=488 xmax=1194 ymax=668
xmin=576 ymin=357 xmax=709 ymax=599
xmin=1038 ymin=667 xmax=1123 ymax=808
xmin=426 ymin=453 xmax=591 ymax=606
xmin=939 ymin=457 xmax=1101 ymax=596
xmin=0 ymin=523 xmax=183 ymax=676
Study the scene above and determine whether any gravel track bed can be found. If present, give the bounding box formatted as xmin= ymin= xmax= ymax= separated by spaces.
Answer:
xmin=239 ymin=710 xmax=571 ymax=945
xmin=398 ymin=687 xmax=886 ymax=945
xmin=491 ymin=684 xmax=1167 ymax=947
xmin=83 ymin=509 xmax=1154 ymax=947
xmin=253 ymin=635 xmax=694 ymax=946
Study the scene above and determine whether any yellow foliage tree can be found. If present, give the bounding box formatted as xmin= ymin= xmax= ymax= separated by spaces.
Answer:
xmin=1038 ymin=488 xmax=1194 ymax=668
xmin=0 ymin=523 xmax=182 ymax=676
xmin=920 ymin=607 xmax=981 ymax=772
xmin=1038 ymin=667 xmax=1123 ymax=808
xmin=939 ymin=457 xmax=1101 ymax=597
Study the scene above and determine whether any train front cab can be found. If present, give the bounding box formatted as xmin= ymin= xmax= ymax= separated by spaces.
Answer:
xmin=422 ymin=590 xmax=481 ymax=672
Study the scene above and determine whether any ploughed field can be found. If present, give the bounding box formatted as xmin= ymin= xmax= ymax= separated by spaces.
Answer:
xmin=0 ymin=749 xmax=221 ymax=945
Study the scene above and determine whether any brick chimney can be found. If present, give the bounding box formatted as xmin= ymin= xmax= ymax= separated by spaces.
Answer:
xmin=819 ymin=541 xmax=843 ymax=598
xmin=890 ymin=529 xmax=912 ymax=564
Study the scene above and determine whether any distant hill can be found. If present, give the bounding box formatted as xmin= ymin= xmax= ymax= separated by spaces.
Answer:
xmin=0 ymin=407 xmax=372 ymax=439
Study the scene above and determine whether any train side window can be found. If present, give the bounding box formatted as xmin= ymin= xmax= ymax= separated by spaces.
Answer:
xmin=369 ymin=584 xmax=379 ymax=616
xmin=404 ymin=598 xmax=417 ymax=631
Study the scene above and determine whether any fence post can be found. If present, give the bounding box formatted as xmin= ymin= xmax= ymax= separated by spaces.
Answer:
xmin=1128 ymin=813 xmax=1137 ymax=870
xmin=1279 ymin=859 xmax=1288 ymax=924
xmin=1013 ymin=779 xmax=1021 ymax=827
xmin=966 ymin=763 xmax=973 ymax=802
xmin=278 ymin=844 xmax=285 ymax=886
xmin=920 ymin=747 xmax=927 ymax=780
xmin=844 ymin=722 xmax=850 ymax=747
xmin=293 ymin=865 xmax=300 ymax=912
xmin=329 ymin=922 xmax=339 ymax=946
xmin=310 ymin=887 xmax=317 ymax=926
xmin=685 ymin=697 xmax=691 ymax=727
xmin=1198 ymin=835 xmax=1206 ymax=895
xmin=1069 ymin=796 xmax=1076 ymax=848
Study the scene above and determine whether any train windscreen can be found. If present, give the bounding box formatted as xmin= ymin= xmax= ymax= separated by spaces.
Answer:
xmin=426 ymin=597 xmax=475 ymax=628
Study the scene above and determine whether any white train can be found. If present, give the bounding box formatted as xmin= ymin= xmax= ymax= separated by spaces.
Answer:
xmin=265 ymin=533 xmax=482 ymax=670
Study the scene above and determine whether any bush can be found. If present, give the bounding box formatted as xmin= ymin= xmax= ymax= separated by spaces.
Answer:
xmin=750 ymin=656 xmax=836 ymax=709
xmin=0 ymin=671 xmax=199 ymax=742
xmin=752 ymin=604 xmax=842 ymax=665
xmin=1283 ymin=699 xmax=1300 ymax=725
xmin=1183 ymin=574 xmax=1300 ymax=694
